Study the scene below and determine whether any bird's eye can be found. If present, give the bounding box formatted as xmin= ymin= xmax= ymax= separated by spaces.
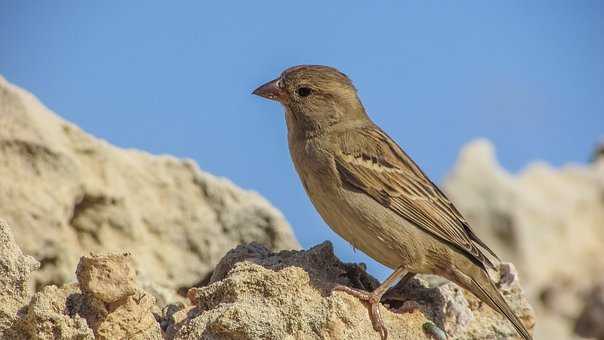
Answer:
xmin=297 ymin=87 xmax=312 ymax=97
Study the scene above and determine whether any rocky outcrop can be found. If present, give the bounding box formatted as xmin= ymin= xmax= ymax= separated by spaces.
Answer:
xmin=0 ymin=219 xmax=534 ymax=340
xmin=24 ymin=283 xmax=95 ymax=340
xmin=23 ymin=253 xmax=162 ymax=340
xmin=444 ymin=140 xmax=604 ymax=340
xmin=168 ymin=242 xmax=534 ymax=340
xmin=0 ymin=222 xmax=39 ymax=340
xmin=0 ymin=75 xmax=299 ymax=293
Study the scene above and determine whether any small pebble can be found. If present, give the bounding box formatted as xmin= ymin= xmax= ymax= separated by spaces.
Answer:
xmin=422 ymin=322 xmax=447 ymax=340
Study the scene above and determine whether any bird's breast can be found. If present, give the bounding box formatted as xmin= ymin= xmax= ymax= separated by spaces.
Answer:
xmin=288 ymin=137 xmax=339 ymax=198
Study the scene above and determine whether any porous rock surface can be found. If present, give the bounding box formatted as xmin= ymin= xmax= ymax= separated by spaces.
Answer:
xmin=0 ymin=222 xmax=39 ymax=340
xmin=24 ymin=252 xmax=162 ymax=340
xmin=0 ymin=220 xmax=534 ymax=340
xmin=75 ymin=253 xmax=138 ymax=304
xmin=444 ymin=140 xmax=604 ymax=340
xmin=0 ymin=75 xmax=299 ymax=292
xmin=169 ymin=242 xmax=534 ymax=340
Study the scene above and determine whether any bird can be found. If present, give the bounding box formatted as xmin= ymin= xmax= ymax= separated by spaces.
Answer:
xmin=252 ymin=65 xmax=532 ymax=340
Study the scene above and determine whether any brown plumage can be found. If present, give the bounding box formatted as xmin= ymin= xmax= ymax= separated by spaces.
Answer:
xmin=253 ymin=65 xmax=532 ymax=340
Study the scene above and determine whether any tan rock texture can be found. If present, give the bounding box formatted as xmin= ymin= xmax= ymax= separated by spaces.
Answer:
xmin=0 ymin=221 xmax=39 ymax=340
xmin=23 ymin=253 xmax=162 ymax=340
xmin=169 ymin=242 xmax=534 ymax=340
xmin=24 ymin=283 xmax=95 ymax=340
xmin=0 ymin=75 xmax=299 ymax=292
xmin=444 ymin=139 xmax=604 ymax=340
xmin=76 ymin=253 xmax=137 ymax=304
xmin=0 ymin=220 xmax=534 ymax=340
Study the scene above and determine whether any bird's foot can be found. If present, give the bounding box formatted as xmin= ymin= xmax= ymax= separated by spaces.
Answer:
xmin=333 ymin=284 xmax=388 ymax=340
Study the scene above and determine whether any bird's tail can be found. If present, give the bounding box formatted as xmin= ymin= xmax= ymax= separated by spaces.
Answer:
xmin=451 ymin=267 xmax=532 ymax=340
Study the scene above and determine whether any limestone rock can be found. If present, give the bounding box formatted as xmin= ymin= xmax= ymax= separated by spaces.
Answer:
xmin=575 ymin=281 xmax=604 ymax=340
xmin=75 ymin=253 xmax=161 ymax=339
xmin=0 ymin=221 xmax=40 ymax=340
xmin=169 ymin=242 xmax=534 ymax=340
xmin=76 ymin=253 xmax=137 ymax=303
xmin=0 ymin=75 xmax=299 ymax=292
xmin=24 ymin=284 xmax=95 ymax=340
xmin=91 ymin=292 xmax=161 ymax=340
xmin=23 ymin=253 xmax=162 ymax=340
xmin=444 ymin=139 xmax=604 ymax=340
xmin=1 ymin=218 xmax=535 ymax=340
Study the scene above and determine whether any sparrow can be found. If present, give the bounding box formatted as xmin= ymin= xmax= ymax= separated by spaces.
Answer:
xmin=252 ymin=65 xmax=531 ymax=340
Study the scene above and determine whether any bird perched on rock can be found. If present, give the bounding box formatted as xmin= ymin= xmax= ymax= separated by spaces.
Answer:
xmin=252 ymin=65 xmax=532 ymax=340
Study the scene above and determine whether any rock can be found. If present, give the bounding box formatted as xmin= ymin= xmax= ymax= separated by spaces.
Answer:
xmin=24 ymin=283 xmax=95 ymax=340
xmin=90 ymin=292 xmax=161 ymax=340
xmin=75 ymin=253 xmax=162 ymax=340
xmin=0 ymin=75 xmax=299 ymax=292
xmin=140 ymin=280 xmax=186 ymax=309
xmin=0 ymin=221 xmax=40 ymax=340
xmin=575 ymin=281 xmax=604 ymax=340
xmin=444 ymin=139 xmax=604 ymax=340
xmin=1 ymin=218 xmax=535 ymax=340
xmin=0 ymin=230 xmax=161 ymax=340
xmin=76 ymin=253 xmax=137 ymax=303
xmin=170 ymin=242 xmax=534 ymax=340
xmin=384 ymin=276 xmax=475 ymax=337
xmin=23 ymin=253 xmax=162 ymax=340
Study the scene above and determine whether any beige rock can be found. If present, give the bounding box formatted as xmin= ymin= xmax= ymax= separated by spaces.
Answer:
xmin=0 ymin=75 xmax=299 ymax=292
xmin=22 ymin=252 xmax=163 ymax=340
xmin=76 ymin=253 xmax=137 ymax=303
xmin=24 ymin=283 xmax=95 ymax=340
xmin=0 ymin=221 xmax=40 ymax=340
xmin=140 ymin=280 xmax=186 ymax=309
xmin=92 ymin=292 xmax=162 ymax=340
xmin=1 ymin=218 xmax=535 ymax=340
xmin=74 ymin=253 xmax=162 ymax=340
xmin=444 ymin=139 xmax=604 ymax=340
xmin=170 ymin=242 xmax=534 ymax=340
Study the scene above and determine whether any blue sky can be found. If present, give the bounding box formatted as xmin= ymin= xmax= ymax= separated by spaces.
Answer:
xmin=1 ymin=1 xmax=602 ymax=280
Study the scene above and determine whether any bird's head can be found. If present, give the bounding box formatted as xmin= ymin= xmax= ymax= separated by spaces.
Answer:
xmin=253 ymin=65 xmax=368 ymax=135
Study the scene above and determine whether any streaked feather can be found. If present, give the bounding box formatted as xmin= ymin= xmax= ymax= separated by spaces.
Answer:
xmin=334 ymin=125 xmax=499 ymax=270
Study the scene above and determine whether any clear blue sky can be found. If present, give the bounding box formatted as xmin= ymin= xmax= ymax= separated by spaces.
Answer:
xmin=1 ymin=1 xmax=602 ymax=280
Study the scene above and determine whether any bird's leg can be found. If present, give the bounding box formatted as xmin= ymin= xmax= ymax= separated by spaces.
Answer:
xmin=333 ymin=267 xmax=408 ymax=340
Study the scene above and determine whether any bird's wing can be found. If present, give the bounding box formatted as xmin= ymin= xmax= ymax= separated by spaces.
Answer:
xmin=333 ymin=125 xmax=499 ymax=270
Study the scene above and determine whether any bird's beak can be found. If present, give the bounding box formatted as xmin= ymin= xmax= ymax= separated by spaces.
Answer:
xmin=252 ymin=78 xmax=284 ymax=102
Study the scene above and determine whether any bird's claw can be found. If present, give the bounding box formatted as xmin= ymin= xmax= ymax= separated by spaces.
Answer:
xmin=333 ymin=284 xmax=389 ymax=339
